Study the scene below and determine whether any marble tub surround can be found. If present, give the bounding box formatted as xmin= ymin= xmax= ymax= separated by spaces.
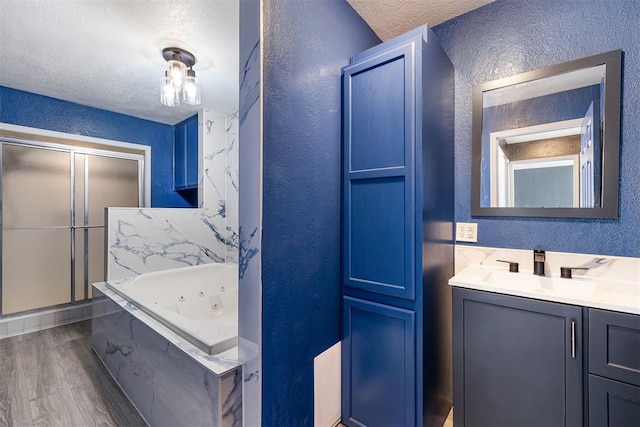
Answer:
xmin=237 ymin=1 xmax=263 ymax=424
xmin=106 ymin=208 xmax=226 ymax=280
xmin=452 ymin=245 xmax=640 ymax=314
xmin=93 ymin=282 xmax=241 ymax=375
xmin=106 ymin=263 xmax=238 ymax=355
xmin=199 ymin=109 xmax=239 ymax=264
xmin=105 ymin=109 xmax=239 ymax=281
xmin=92 ymin=283 xmax=242 ymax=427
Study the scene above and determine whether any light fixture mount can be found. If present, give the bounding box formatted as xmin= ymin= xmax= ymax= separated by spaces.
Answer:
xmin=162 ymin=47 xmax=196 ymax=68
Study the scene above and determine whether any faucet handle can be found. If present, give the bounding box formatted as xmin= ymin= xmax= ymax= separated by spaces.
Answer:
xmin=497 ymin=259 xmax=519 ymax=272
xmin=560 ymin=267 xmax=589 ymax=279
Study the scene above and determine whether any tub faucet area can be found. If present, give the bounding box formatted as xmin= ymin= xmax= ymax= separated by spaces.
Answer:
xmin=534 ymin=249 xmax=546 ymax=276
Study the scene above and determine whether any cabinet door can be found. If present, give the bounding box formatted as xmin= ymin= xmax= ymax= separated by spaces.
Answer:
xmin=342 ymin=297 xmax=415 ymax=427
xmin=589 ymin=309 xmax=640 ymax=387
xmin=174 ymin=114 xmax=198 ymax=190
xmin=589 ymin=375 xmax=640 ymax=426
xmin=342 ymin=41 xmax=417 ymax=300
xmin=453 ymin=288 xmax=583 ymax=426
xmin=185 ymin=115 xmax=199 ymax=188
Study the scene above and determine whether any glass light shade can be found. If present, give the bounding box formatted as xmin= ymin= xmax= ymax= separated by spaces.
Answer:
xmin=160 ymin=75 xmax=180 ymax=107
xmin=167 ymin=59 xmax=186 ymax=88
xmin=183 ymin=73 xmax=201 ymax=105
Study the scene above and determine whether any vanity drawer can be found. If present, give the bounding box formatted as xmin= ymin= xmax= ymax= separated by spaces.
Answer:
xmin=589 ymin=375 xmax=640 ymax=427
xmin=589 ymin=309 xmax=640 ymax=386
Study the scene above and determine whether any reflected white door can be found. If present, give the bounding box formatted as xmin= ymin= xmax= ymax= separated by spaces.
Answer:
xmin=580 ymin=101 xmax=600 ymax=208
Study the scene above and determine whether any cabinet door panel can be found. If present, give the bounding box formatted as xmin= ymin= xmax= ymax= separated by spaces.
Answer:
xmin=589 ymin=375 xmax=640 ymax=426
xmin=453 ymin=288 xmax=582 ymax=426
xmin=349 ymin=177 xmax=406 ymax=290
xmin=343 ymin=43 xmax=416 ymax=300
xmin=174 ymin=114 xmax=198 ymax=191
xmin=185 ymin=115 xmax=199 ymax=188
xmin=342 ymin=297 xmax=415 ymax=427
xmin=589 ymin=308 xmax=640 ymax=387
xmin=349 ymin=55 xmax=406 ymax=171
xmin=174 ymin=121 xmax=187 ymax=189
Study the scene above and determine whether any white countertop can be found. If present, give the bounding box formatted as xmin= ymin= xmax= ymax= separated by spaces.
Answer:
xmin=449 ymin=264 xmax=640 ymax=315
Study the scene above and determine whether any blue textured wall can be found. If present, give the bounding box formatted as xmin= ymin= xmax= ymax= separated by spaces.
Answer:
xmin=0 ymin=86 xmax=192 ymax=207
xmin=261 ymin=0 xmax=379 ymax=424
xmin=433 ymin=0 xmax=640 ymax=257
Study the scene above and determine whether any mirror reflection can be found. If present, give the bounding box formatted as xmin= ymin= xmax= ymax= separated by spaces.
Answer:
xmin=472 ymin=50 xmax=621 ymax=218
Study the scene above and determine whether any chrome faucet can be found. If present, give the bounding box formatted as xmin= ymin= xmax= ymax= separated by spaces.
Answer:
xmin=533 ymin=249 xmax=545 ymax=276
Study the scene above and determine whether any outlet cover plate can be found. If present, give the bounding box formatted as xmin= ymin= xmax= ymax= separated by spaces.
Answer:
xmin=456 ymin=222 xmax=478 ymax=243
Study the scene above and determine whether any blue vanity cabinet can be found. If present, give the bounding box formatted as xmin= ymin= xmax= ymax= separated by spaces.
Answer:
xmin=588 ymin=309 xmax=640 ymax=426
xmin=452 ymin=287 xmax=583 ymax=426
xmin=341 ymin=26 xmax=454 ymax=427
xmin=174 ymin=114 xmax=198 ymax=190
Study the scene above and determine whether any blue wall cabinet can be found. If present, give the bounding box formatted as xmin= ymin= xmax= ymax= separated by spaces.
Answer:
xmin=342 ymin=26 xmax=454 ymax=427
xmin=174 ymin=114 xmax=198 ymax=191
xmin=453 ymin=288 xmax=583 ymax=426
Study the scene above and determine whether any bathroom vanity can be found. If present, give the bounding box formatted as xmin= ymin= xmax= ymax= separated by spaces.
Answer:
xmin=450 ymin=256 xmax=640 ymax=427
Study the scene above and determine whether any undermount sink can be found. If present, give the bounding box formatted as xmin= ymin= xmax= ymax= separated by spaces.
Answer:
xmin=486 ymin=269 xmax=597 ymax=294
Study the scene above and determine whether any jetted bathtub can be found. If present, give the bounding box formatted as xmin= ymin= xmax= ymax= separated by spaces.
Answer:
xmin=106 ymin=263 xmax=238 ymax=355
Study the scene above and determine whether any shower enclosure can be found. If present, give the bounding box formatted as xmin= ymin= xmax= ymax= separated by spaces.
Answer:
xmin=1 ymin=139 xmax=143 ymax=315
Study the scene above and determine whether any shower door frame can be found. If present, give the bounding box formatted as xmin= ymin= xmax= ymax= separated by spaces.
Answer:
xmin=0 ymin=123 xmax=151 ymax=317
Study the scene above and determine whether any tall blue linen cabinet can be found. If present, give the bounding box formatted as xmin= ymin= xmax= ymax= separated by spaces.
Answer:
xmin=341 ymin=26 xmax=455 ymax=427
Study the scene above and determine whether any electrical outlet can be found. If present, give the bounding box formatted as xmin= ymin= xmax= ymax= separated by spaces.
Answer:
xmin=456 ymin=222 xmax=478 ymax=243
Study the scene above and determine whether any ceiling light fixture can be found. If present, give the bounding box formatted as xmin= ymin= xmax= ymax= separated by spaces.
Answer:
xmin=160 ymin=47 xmax=201 ymax=107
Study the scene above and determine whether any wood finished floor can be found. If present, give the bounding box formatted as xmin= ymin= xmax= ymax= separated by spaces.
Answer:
xmin=0 ymin=320 xmax=147 ymax=427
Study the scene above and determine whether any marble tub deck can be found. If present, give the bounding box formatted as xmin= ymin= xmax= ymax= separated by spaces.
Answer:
xmin=92 ymin=282 xmax=242 ymax=427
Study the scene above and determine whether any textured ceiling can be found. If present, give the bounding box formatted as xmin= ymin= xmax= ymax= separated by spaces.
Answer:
xmin=347 ymin=0 xmax=495 ymax=41
xmin=0 ymin=1 xmax=492 ymax=126
xmin=0 ymin=0 xmax=239 ymax=125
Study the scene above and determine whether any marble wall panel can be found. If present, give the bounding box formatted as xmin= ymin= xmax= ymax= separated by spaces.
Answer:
xmin=106 ymin=208 xmax=224 ymax=281
xmin=238 ymin=0 xmax=263 ymax=424
xmin=224 ymin=112 xmax=239 ymax=263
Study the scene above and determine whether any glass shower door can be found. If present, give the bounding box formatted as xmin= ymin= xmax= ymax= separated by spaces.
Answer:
xmin=74 ymin=154 xmax=140 ymax=299
xmin=1 ymin=142 xmax=142 ymax=315
xmin=1 ymin=144 xmax=72 ymax=314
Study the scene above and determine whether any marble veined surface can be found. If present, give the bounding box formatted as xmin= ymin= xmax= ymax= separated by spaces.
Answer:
xmin=93 ymin=282 xmax=241 ymax=375
xmin=452 ymin=245 xmax=640 ymax=314
xmin=106 ymin=110 xmax=239 ymax=281
xmin=238 ymin=5 xmax=263 ymax=425
xmin=106 ymin=208 xmax=225 ymax=280
xmin=199 ymin=110 xmax=239 ymax=264
xmin=92 ymin=283 xmax=242 ymax=426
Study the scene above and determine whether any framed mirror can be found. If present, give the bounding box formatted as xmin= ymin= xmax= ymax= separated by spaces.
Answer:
xmin=471 ymin=50 xmax=622 ymax=218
